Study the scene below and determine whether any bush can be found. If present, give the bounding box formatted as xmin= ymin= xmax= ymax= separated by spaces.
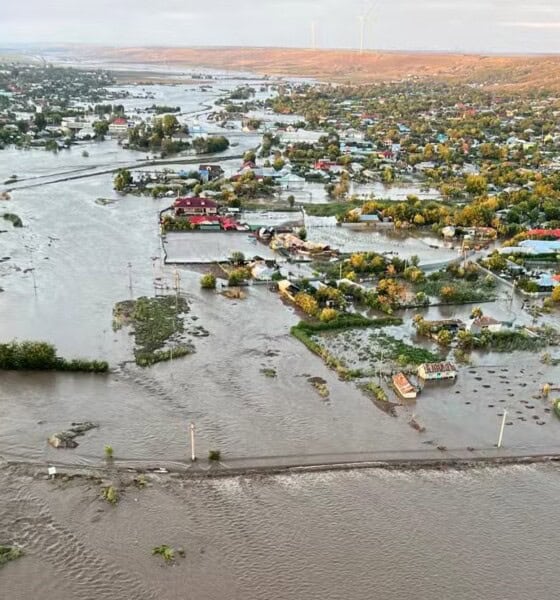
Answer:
xmin=0 ymin=340 xmax=108 ymax=372
xmin=208 ymin=449 xmax=221 ymax=461
xmin=152 ymin=545 xmax=175 ymax=562
xmin=3 ymin=213 xmax=23 ymax=227
xmin=228 ymin=268 xmax=249 ymax=286
xmin=101 ymin=485 xmax=119 ymax=505
xmin=294 ymin=292 xmax=319 ymax=317
xmin=437 ymin=329 xmax=453 ymax=346
xmin=0 ymin=546 xmax=24 ymax=567
xmin=200 ymin=273 xmax=216 ymax=289
xmin=229 ymin=251 xmax=245 ymax=265
xmin=319 ymin=308 xmax=338 ymax=322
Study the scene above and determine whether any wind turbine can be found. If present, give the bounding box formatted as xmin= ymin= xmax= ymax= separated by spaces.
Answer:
xmin=311 ymin=21 xmax=317 ymax=50
xmin=358 ymin=1 xmax=376 ymax=54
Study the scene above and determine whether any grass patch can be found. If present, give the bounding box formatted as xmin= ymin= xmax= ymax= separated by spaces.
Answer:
xmin=360 ymin=381 xmax=398 ymax=416
xmin=295 ymin=314 xmax=402 ymax=334
xmin=0 ymin=545 xmax=24 ymax=567
xmin=470 ymin=330 xmax=546 ymax=353
xmin=260 ymin=368 xmax=277 ymax=378
xmin=308 ymin=376 xmax=329 ymax=398
xmin=0 ymin=340 xmax=108 ymax=372
xmin=302 ymin=200 xmax=362 ymax=217
xmin=415 ymin=277 xmax=496 ymax=303
xmin=113 ymin=296 xmax=194 ymax=366
xmin=377 ymin=332 xmax=442 ymax=365
xmin=291 ymin=314 xmax=400 ymax=380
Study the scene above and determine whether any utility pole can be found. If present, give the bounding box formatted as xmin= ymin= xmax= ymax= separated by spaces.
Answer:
xmin=497 ymin=410 xmax=507 ymax=449
xmin=359 ymin=16 xmax=365 ymax=54
xmin=190 ymin=423 xmax=196 ymax=461
xmin=128 ymin=262 xmax=133 ymax=294
xmin=26 ymin=244 xmax=38 ymax=295
xmin=174 ymin=268 xmax=181 ymax=296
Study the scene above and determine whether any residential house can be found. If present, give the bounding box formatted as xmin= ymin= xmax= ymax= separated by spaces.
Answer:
xmin=108 ymin=117 xmax=130 ymax=137
xmin=199 ymin=164 xmax=224 ymax=182
xmin=417 ymin=362 xmax=458 ymax=381
xmin=171 ymin=131 xmax=189 ymax=143
xmin=468 ymin=316 xmax=503 ymax=334
xmin=423 ymin=319 xmax=465 ymax=334
xmin=392 ymin=372 xmax=417 ymax=399
xmin=173 ymin=197 xmax=218 ymax=216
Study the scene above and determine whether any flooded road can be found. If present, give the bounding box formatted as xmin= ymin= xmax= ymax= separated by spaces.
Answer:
xmin=2 ymin=463 xmax=560 ymax=600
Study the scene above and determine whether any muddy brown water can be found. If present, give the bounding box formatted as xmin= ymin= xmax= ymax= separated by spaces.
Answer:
xmin=2 ymin=464 xmax=560 ymax=600
xmin=2 ymin=72 xmax=560 ymax=599
xmin=1 ymin=144 xmax=560 ymax=463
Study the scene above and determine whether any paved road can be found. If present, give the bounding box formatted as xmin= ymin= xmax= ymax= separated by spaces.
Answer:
xmin=2 ymin=152 xmax=247 ymax=192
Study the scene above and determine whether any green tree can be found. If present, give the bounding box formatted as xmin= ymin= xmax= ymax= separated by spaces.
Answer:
xmin=470 ymin=306 xmax=483 ymax=319
xmin=273 ymin=157 xmax=285 ymax=171
xmin=114 ymin=169 xmax=133 ymax=192
xmin=465 ymin=174 xmax=487 ymax=196
xmin=243 ymin=150 xmax=257 ymax=163
xmin=34 ymin=112 xmax=46 ymax=130
xmin=93 ymin=120 xmax=109 ymax=139
xmin=437 ymin=329 xmax=453 ymax=346
xmin=229 ymin=251 xmax=245 ymax=265
xmin=382 ymin=167 xmax=394 ymax=183
xmin=161 ymin=114 xmax=179 ymax=137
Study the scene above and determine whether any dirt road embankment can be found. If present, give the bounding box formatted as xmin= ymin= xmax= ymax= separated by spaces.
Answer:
xmin=4 ymin=450 xmax=560 ymax=482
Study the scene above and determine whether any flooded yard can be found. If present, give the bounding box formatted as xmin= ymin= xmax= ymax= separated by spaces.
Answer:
xmin=163 ymin=231 xmax=277 ymax=263
xmin=309 ymin=323 xmax=560 ymax=451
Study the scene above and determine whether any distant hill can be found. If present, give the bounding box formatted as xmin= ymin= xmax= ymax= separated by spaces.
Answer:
xmin=77 ymin=46 xmax=560 ymax=90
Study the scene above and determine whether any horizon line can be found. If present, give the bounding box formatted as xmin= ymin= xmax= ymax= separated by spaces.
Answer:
xmin=4 ymin=42 xmax=560 ymax=59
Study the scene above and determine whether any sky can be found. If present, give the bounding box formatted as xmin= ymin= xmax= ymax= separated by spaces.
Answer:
xmin=1 ymin=0 xmax=560 ymax=54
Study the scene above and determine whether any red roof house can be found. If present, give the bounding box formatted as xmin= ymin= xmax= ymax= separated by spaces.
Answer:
xmin=174 ymin=197 xmax=218 ymax=216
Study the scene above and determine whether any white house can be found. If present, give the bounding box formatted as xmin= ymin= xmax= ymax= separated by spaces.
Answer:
xmin=418 ymin=362 xmax=458 ymax=381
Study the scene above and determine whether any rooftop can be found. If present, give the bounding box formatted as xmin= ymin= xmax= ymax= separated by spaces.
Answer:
xmin=419 ymin=362 xmax=457 ymax=373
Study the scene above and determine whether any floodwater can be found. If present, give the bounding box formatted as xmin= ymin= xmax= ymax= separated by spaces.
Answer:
xmin=304 ymin=216 xmax=458 ymax=265
xmin=2 ymin=464 xmax=560 ymax=600
xmin=285 ymin=180 xmax=441 ymax=204
xmin=3 ymin=63 xmax=560 ymax=600
xmin=164 ymin=231 xmax=277 ymax=263
xmin=0 ymin=138 xmax=424 ymax=466
xmin=1 ymin=73 xmax=558 ymax=465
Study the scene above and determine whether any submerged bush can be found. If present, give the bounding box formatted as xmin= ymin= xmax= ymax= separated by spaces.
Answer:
xmin=152 ymin=545 xmax=175 ymax=562
xmin=200 ymin=273 xmax=216 ymax=289
xmin=101 ymin=485 xmax=119 ymax=505
xmin=2 ymin=213 xmax=23 ymax=227
xmin=0 ymin=545 xmax=24 ymax=567
xmin=208 ymin=449 xmax=221 ymax=461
